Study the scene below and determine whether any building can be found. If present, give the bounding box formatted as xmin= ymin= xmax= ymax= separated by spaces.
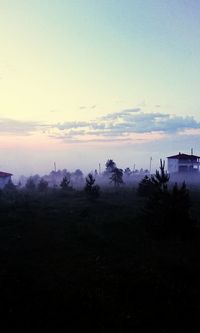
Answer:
xmin=167 ymin=153 xmax=200 ymax=174
xmin=0 ymin=171 xmax=13 ymax=189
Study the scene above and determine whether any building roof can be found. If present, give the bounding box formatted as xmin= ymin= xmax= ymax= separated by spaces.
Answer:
xmin=0 ymin=171 xmax=13 ymax=178
xmin=167 ymin=153 xmax=200 ymax=160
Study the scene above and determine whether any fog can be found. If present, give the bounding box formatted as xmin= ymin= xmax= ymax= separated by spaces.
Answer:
xmin=14 ymin=158 xmax=200 ymax=191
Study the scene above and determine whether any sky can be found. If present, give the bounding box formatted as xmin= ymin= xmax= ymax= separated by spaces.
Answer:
xmin=0 ymin=0 xmax=200 ymax=177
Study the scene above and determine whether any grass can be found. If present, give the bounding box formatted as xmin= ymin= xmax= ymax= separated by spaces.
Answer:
xmin=0 ymin=186 xmax=200 ymax=332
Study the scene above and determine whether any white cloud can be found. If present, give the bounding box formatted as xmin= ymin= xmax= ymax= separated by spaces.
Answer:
xmin=49 ymin=109 xmax=200 ymax=142
xmin=2 ymin=109 xmax=200 ymax=144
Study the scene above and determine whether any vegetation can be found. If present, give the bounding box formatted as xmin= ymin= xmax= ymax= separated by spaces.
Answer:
xmin=110 ymin=167 xmax=124 ymax=187
xmin=84 ymin=173 xmax=100 ymax=199
xmin=60 ymin=175 xmax=71 ymax=190
xmin=25 ymin=176 xmax=36 ymax=191
xmin=138 ymin=160 xmax=194 ymax=239
xmin=37 ymin=178 xmax=49 ymax=192
xmin=105 ymin=159 xmax=116 ymax=174
xmin=1 ymin=163 xmax=200 ymax=332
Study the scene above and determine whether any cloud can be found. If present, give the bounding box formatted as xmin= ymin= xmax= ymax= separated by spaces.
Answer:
xmin=101 ymin=108 xmax=140 ymax=121
xmin=0 ymin=118 xmax=42 ymax=135
xmin=2 ymin=109 xmax=200 ymax=145
xmin=55 ymin=121 xmax=89 ymax=130
xmin=49 ymin=109 xmax=200 ymax=143
xmin=79 ymin=105 xmax=97 ymax=110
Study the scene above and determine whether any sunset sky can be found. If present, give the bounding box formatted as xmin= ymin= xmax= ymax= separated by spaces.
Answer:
xmin=0 ymin=0 xmax=200 ymax=177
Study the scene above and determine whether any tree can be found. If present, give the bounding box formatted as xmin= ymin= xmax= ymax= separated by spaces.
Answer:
xmin=137 ymin=159 xmax=169 ymax=197
xmin=124 ymin=167 xmax=132 ymax=177
xmin=110 ymin=168 xmax=124 ymax=187
xmin=2 ymin=179 xmax=17 ymax=202
xmin=4 ymin=179 xmax=16 ymax=191
xmin=38 ymin=178 xmax=48 ymax=192
xmin=137 ymin=175 xmax=155 ymax=197
xmin=25 ymin=177 xmax=36 ymax=191
xmin=151 ymin=159 xmax=170 ymax=191
xmin=84 ymin=173 xmax=100 ymax=200
xmin=60 ymin=176 xmax=71 ymax=190
xmin=71 ymin=169 xmax=84 ymax=187
xmin=105 ymin=159 xmax=116 ymax=174
xmin=139 ymin=159 xmax=194 ymax=239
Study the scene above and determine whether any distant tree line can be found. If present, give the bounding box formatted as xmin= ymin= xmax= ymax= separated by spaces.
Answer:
xmin=15 ymin=158 xmax=150 ymax=191
xmin=0 ymin=158 xmax=197 ymax=241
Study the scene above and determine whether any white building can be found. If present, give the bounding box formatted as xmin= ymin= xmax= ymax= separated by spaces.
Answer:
xmin=167 ymin=153 xmax=200 ymax=174
xmin=0 ymin=171 xmax=13 ymax=189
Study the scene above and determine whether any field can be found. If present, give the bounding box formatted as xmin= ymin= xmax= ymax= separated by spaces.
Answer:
xmin=1 ymin=186 xmax=200 ymax=332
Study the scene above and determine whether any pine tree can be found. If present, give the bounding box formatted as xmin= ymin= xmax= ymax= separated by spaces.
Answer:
xmin=110 ymin=168 xmax=124 ymax=187
xmin=138 ymin=159 xmax=194 ymax=239
xmin=38 ymin=179 xmax=48 ymax=192
xmin=60 ymin=176 xmax=71 ymax=190
xmin=84 ymin=173 xmax=100 ymax=200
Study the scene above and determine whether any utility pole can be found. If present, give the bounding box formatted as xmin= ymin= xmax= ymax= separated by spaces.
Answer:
xmin=99 ymin=163 xmax=101 ymax=175
xmin=149 ymin=157 xmax=152 ymax=174
xmin=54 ymin=162 xmax=57 ymax=172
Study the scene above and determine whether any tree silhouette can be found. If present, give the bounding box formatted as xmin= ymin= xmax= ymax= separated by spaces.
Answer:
xmin=137 ymin=175 xmax=155 ymax=197
xmin=138 ymin=159 xmax=169 ymax=197
xmin=139 ymin=159 xmax=194 ymax=239
xmin=84 ymin=173 xmax=100 ymax=199
xmin=4 ymin=179 xmax=16 ymax=191
xmin=151 ymin=159 xmax=169 ymax=191
xmin=124 ymin=167 xmax=132 ymax=177
xmin=60 ymin=176 xmax=71 ymax=190
xmin=71 ymin=169 xmax=84 ymax=186
xmin=38 ymin=178 xmax=48 ymax=192
xmin=110 ymin=168 xmax=124 ymax=187
xmin=105 ymin=159 xmax=116 ymax=174
xmin=25 ymin=177 xmax=36 ymax=191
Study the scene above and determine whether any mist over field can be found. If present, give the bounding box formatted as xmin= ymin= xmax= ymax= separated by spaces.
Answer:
xmin=1 ymin=157 xmax=200 ymax=332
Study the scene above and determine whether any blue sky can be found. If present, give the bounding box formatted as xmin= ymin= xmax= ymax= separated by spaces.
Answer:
xmin=0 ymin=0 xmax=200 ymax=176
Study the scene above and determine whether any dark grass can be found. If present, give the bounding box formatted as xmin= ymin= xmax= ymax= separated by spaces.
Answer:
xmin=1 ymin=187 xmax=200 ymax=332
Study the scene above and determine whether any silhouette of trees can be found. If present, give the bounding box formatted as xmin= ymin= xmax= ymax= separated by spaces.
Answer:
xmin=105 ymin=159 xmax=116 ymax=174
xmin=71 ymin=169 xmax=84 ymax=187
xmin=151 ymin=159 xmax=169 ymax=191
xmin=138 ymin=159 xmax=169 ymax=197
xmin=60 ymin=176 xmax=71 ymax=191
xmin=138 ymin=159 xmax=194 ymax=239
xmin=38 ymin=178 xmax=49 ymax=192
xmin=4 ymin=179 xmax=16 ymax=191
xmin=25 ymin=177 xmax=36 ymax=191
xmin=110 ymin=168 xmax=124 ymax=187
xmin=124 ymin=167 xmax=132 ymax=177
xmin=137 ymin=175 xmax=155 ymax=197
xmin=84 ymin=173 xmax=100 ymax=199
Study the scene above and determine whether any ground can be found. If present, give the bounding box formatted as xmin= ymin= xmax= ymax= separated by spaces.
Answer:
xmin=0 ymin=187 xmax=200 ymax=332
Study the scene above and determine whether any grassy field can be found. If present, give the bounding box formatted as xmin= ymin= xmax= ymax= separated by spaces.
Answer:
xmin=1 ymin=186 xmax=200 ymax=332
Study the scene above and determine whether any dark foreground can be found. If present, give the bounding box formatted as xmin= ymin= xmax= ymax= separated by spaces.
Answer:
xmin=1 ymin=188 xmax=200 ymax=332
